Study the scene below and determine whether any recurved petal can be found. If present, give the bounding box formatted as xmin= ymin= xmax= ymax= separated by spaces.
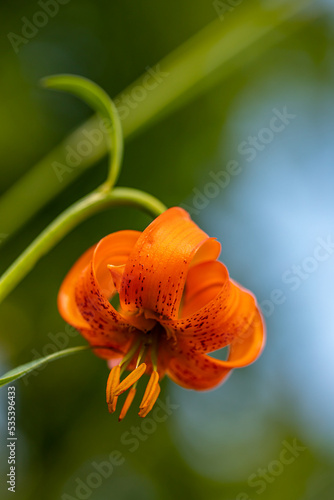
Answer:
xmin=165 ymin=346 xmax=231 ymax=391
xmin=58 ymin=244 xmax=129 ymax=359
xmin=180 ymin=260 xmax=229 ymax=318
xmin=58 ymin=230 xmax=144 ymax=358
xmin=76 ymin=328 xmax=130 ymax=361
xmin=92 ymin=230 xmax=141 ymax=298
xmin=161 ymin=260 xmax=259 ymax=354
xmin=108 ymin=264 xmax=126 ymax=293
xmin=58 ymin=230 xmax=140 ymax=328
xmin=93 ymin=230 xmax=157 ymax=332
xmin=119 ymin=207 xmax=221 ymax=320
xmin=74 ymin=231 xmax=143 ymax=351
xmin=58 ymin=245 xmax=96 ymax=331
xmin=225 ymin=308 xmax=265 ymax=367
xmin=163 ymin=309 xmax=265 ymax=390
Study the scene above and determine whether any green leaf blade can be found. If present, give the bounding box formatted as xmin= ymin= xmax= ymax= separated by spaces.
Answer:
xmin=0 ymin=345 xmax=89 ymax=387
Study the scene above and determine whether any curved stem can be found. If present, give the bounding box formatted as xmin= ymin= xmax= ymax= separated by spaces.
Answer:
xmin=0 ymin=0 xmax=313 ymax=243
xmin=41 ymin=74 xmax=123 ymax=191
xmin=0 ymin=188 xmax=167 ymax=304
xmin=105 ymin=102 xmax=123 ymax=190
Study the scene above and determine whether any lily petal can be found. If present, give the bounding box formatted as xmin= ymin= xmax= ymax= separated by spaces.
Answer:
xmin=59 ymin=231 xmax=142 ymax=358
xmin=180 ymin=260 xmax=229 ymax=318
xmin=165 ymin=346 xmax=231 ymax=391
xmin=93 ymin=231 xmax=141 ymax=298
xmin=108 ymin=264 xmax=126 ymax=293
xmin=119 ymin=207 xmax=221 ymax=320
xmin=161 ymin=260 xmax=259 ymax=354
xmin=58 ymin=244 xmax=96 ymax=331
xmin=164 ymin=309 xmax=265 ymax=390
xmin=225 ymin=308 xmax=265 ymax=367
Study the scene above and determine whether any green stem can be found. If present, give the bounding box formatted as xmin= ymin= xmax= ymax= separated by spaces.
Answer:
xmin=0 ymin=0 xmax=314 ymax=242
xmin=0 ymin=188 xmax=167 ymax=304
xmin=105 ymin=103 xmax=123 ymax=190
xmin=41 ymin=75 xmax=124 ymax=191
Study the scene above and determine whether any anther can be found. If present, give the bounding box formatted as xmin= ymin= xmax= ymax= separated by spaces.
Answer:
xmin=118 ymin=387 xmax=136 ymax=422
xmin=106 ymin=365 xmax=120 ymax=413
xmin=138 ymin=384 xmax=160 ymax=418
xmin=139 ymin=370 xmax=159 ymax=409
xmin=114 ymin=363 xmax=147 ymax=396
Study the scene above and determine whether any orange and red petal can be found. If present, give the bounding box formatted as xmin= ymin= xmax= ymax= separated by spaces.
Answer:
xmin=162 ymin=308 xmax=265 ymax=390
xmin=119 ymin=207 xmax=221 ymax=321
xmin=161 ymin=260 xmax=260 ymax=354
xmin=165 ymin=347 xmax=231 ymax=391
xmin=58 ymin=245 xmax=96 ymax=331
xmin=226 ymin=308 xmax=265 ymax=367
xmin=92 ymin=230 xmax=141 ymax=298
xmin=58 ymin=230 xmax=143 ymax=357
xmin=180 ymin=260 xmax=229 ymax=318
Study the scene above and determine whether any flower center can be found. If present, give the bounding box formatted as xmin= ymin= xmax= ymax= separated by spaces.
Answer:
xmin=105 ymin=326 xmax=164 ymax=421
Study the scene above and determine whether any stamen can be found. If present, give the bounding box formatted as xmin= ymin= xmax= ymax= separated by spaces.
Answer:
xmin=120 ymin=339 xmax=141 ymax=372
xmin=108 ymin=396 xmax=118 ymax=414
xmin=138 ymin=384 xmax=160 ymax=418
xmin=136 ymin=343 xmax=149 ymax=368
xmin=139 ymin=370 xmax=159 ymax=409
xmin=106 ymin=365 xmax=120 ymax=403
xmin=114 ymin=363 xmax=147 ymax=396
xmin=106 ymin=365 xmax=120 ymax=413
xmin=118 ymin=387 xmax=136 ymax=422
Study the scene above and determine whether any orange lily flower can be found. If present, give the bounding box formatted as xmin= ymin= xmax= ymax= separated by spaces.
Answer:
xmin=58 ymin=207 xmax=265 ymax=420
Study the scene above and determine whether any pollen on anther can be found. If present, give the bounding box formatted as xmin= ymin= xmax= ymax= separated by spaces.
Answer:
xmin=114 ymin=363 xmax=147 ymax=396
xmin=139 ymin=370 xmax=159 ymax=409
xmin=138 ymin=384 xmax=160 ymax=418
xmin=118 ymin=387 xmax=136 ymax=421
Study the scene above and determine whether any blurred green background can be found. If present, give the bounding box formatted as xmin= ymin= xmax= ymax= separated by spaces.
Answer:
xmin=1 ymin=0 xmax=334 ymax=499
